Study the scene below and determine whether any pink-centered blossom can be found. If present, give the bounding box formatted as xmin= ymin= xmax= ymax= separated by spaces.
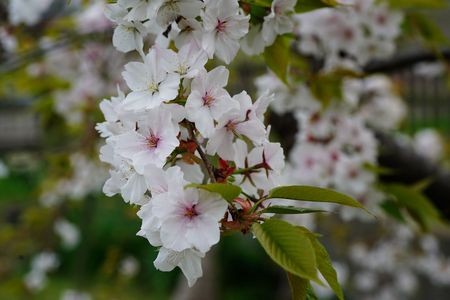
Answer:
xmin=206 ymin=91 xmax=267 ymax=160
xmin=113 ymin=108 xmax=180 ymax=173
xmin=202 ymin=0 xmax=249 ymax=64
xmin=185 ymin=66 xmax=238 ymax=137
xmin=152 ymin=188 xmax=228 ymax=253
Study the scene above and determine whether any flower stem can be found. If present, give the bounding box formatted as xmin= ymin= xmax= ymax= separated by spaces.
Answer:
xmin=186 ymin=122 xmax=217 ymax=183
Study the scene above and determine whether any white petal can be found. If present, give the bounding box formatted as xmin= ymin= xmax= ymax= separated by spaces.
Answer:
xmin=113 ymin=25 xmax=139 ymax=53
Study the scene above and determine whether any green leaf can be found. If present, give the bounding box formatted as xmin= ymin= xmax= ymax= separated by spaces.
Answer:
xmin=252 ymin=219 xmax=321 ymax=284
xmin=287 ymin=272 xmax=321 ymax=300
xmin=295 ymin=0 xmax=338 ymax=13
xmin=262 ymin=205 xmax=327 ymax=215
xmin=306 ymin=284 xmax=319 ymax=300
xmin=264 ymin=35 xmax=290 ymax=84
xmin=267 ymin=185 xmax=366 ymax=210
xmin=383 ymin=184 xmax=441 ymax=231
xmin=380 ymin=200 xmax=406 ymax=223
xmin=287 ymin=272 xmax=309 ymax=300
xmin=411 ymin=178 xmax=433 ymax=192
xmin=187 ymin=183 xmax=241 ymax=202
xmin=363 ymin=162 xmax=395 ymax=175
xmin=309 ymin=73 xmax=344 ymax=107
xmin=403 ymin=12 xmax=449 ymax=47
xmin=248 ymin=4 xmax=269 ymax=23
xmin=297 ymin=227 xmax=344 ymax=300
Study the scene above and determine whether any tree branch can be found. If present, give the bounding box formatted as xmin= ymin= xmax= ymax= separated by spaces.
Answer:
xmin=186 ymin=122 xmax=216 ymax=183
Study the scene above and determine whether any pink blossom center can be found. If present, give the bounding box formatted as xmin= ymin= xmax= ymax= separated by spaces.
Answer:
xmin=184 ymin=204 xmax=199 ymax=220
xmin=202 ymin=92 xmax=214 ymax=107
xmin=349 ymin=169 xmax=358 ymax=178
xmin=377 ymin=14 xmax=387 ymax=25
xmin=225 ymin=120 xmax=237 ymax=132
xmin=330 ymin=151 xmax=339 ymax=162
xmin=305 ymin=157 xmax=315 ymax=169
xmin=146 ymin=133 xmax=160 ymax=149
xmin=343 ymin=28 xmax=354 ymax=41
xmin=216 ymin=19 xmax=227 ymax=32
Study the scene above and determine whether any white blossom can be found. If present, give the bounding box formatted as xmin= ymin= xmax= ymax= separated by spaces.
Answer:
xmin=185 ymin=66 xmax=237 ymax=137
xmin=152 ymin=188 xmax=228 ymax=253
xmin=154 ymin=247 xmax=205 ymax=287
xmin=202 ymin=0 xmax=249 ymax=64
xmin=122 ymin=48 xmax=180 ymax=111
xmin=262 ymin=0 xmax=296 ymax=45
xmin=113 ymin=107 xmax=180 ymax=172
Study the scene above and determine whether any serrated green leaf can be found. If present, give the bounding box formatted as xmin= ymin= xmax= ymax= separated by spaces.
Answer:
xmin=383 ymin=183 xmax=441 ymax=231
xmin=295 ymin=0 xmax=338 ymax=13
xmin=267 ymin=185 xmax=366 ymax=210
xmin=187 ymin=183 xmax=241 ymax=202
xmin=297 ymin=227 xmax=344 ymax=300
xmin=262 ymin=205 xmax=327 ymax=215
xmin=252 ymin=219 xmax=322 ymax=284
xmin=264 ymin=35 xmax=290 ymax=84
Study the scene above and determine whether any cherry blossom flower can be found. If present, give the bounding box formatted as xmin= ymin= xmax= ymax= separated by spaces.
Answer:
xmin=202 ymin=0 xmax=249 ymax=63
xmin=233 ymin=140 xmax=285 ymax=196
xmin=157 ymin=41 xmax=208 ymax=79
xmin=185 ymin=66 xmax=237 ymax=137
xmin=113 ymin=108 xmax=180 ymax=173
xmin=105 ymin=3 xmax=148 ymax=53
xmin=154 ymin=247 xmax=205 ymax=287
xmin=143 ymin=165 xmax=186 ymax=196
xmin=121 ymin=48 xmax=180 ymax=111
xmin=156 ymin=0 xmax=204 ymax=27
xmin=152 ymin=188 xmax=228 ymax=253
xmin=100 ymin=144 xmax=149 ymax=205
xmin=206 ymin=91 xmax=267 ymax=160
xmin=262 ymin=0 xmax=297 ymax=45
xmin=118 ymin=0 xmax=162 ymax=22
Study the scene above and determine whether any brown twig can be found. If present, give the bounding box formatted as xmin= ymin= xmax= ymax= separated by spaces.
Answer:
xmin=186 ymin=122 xmax=217 ymax=183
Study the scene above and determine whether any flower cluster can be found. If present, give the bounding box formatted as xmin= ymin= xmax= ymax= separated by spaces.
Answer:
xmin=40 ymin=153 xmax=107 ymax=207
xmin=241 ymin=0 xmax=297 ymax=55
xmin=256 ymin=72 xmax=406 ymax=218
xmin=98 ymin=0 xmax=285 ymax=286
xmin=294 ymin=0 xmax=403 ymax=70
xmin=28 ymin=41 xmax=124 ymax=125
xmin=105 ymin=0 xmax=250 ymax=64
xmin=348 ymin=223 xmax=450 ymax=299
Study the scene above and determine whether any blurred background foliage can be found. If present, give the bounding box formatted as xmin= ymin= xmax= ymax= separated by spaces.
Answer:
xmin=1 ymin=0 xmax=450 ymax=299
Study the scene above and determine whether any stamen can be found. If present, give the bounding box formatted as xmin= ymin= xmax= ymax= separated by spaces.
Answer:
xmin=216 ymin=19 xmax=227 ymax=32
xmin=202 ymin=92 xmax=214 ymax=107
xmin=147 ymin=133 xmax=160 ymax=149
xmin=184 ymin=205 xmax=198 ymax=219
xmin=148 ymin=82 xmax=159 ymax=93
